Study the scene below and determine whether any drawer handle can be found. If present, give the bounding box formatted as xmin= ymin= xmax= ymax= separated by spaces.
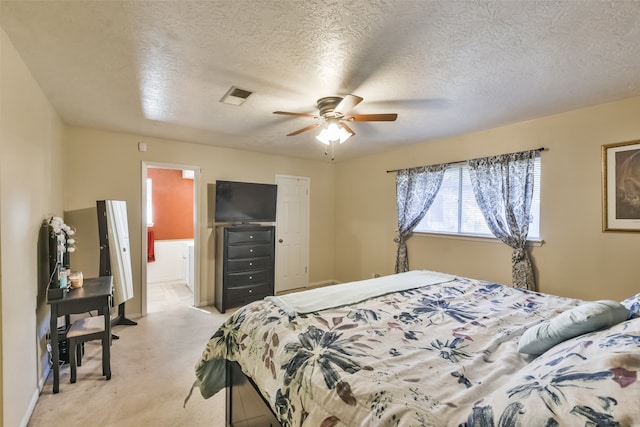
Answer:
xmin=250 ymin=235 xmax=254 ymax=239
xmin=250 ymin=249 xmax=253 ymax=253
xmin=249 ymin=276 xmax=253 ymax=280
xmin=248 ymin=289 xmax=253 ymax=293
xmin=249 ymin=262 xmax=253 ymax=266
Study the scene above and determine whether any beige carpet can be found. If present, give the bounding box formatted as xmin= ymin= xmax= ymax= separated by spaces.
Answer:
xmin=28 ymin=300 xmax=230 ymax=426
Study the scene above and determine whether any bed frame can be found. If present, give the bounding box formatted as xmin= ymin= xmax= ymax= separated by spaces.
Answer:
xmin=226 ymin=361 xmax=281 ymax=427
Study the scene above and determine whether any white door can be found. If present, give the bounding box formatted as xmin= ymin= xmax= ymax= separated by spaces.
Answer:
xmin=275 ymin=175 xmax=309 ymax=293
xmin=106 ymin=200 xmax=134 ymax=306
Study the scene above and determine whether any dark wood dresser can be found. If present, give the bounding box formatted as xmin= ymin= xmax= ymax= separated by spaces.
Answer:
xmin=215 ymin=225 xmax=275 ymax=313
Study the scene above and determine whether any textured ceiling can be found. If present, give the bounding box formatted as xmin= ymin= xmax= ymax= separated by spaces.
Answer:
xmin=2 ymin=1 xmax=640 ymax=161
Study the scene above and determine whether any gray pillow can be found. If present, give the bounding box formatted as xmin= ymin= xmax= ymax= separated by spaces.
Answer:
xmin=517 ymin=300 xmax=630 ymax=355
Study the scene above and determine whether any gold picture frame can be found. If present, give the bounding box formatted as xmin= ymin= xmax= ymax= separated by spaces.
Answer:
xmin=602 ymin=139 xmax=640 ymax=232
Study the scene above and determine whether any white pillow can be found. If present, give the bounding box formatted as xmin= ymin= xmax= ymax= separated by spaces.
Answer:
xmin=517 ymin=300 xmax=630 ymax=355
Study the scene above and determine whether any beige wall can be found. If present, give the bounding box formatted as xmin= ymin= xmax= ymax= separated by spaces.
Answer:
xmin=1 ymin=28 xmax=65 ymax=427
xmin=63 ymin=127 xmax=336 ymax=314
xmin=335 ymin=96 xmax=640 ymax=301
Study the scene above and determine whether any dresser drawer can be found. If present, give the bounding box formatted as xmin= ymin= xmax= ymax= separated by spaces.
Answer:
xmin=227 ymin=244 xmax=271 ymax=259
xmin=227 ymin=256 xmax=271 ymax=273
xmin=227 ymin=269 xmax=271 ymax=287
xmin=227 ymin=229 xmax=272 ymax=244
xmin=226 ymin=282 xmax=272 ymax=306
xmin=215 ymin=225 xmax=275 ymax=314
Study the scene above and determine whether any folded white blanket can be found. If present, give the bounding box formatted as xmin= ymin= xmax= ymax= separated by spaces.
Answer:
xmin=266 ymin=270 xmax=456 ymax=316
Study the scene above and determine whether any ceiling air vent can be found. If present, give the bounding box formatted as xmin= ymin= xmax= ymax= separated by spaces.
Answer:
xmin=220 ymin=86 xmax=253 ymax=106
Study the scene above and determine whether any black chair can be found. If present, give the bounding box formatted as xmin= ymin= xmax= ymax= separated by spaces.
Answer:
xmin=66 ymin=315 xmax=111 ymax=383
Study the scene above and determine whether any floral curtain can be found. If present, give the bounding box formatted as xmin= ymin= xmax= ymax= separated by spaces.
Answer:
xmin=467 ymin=150 xmax=538 ymax=290
xmin=395 ymin=164 xmax=447 ymax=273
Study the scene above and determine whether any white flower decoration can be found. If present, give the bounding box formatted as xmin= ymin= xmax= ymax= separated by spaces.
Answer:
xmin=44 ymin=216 xmax=78 ymax=254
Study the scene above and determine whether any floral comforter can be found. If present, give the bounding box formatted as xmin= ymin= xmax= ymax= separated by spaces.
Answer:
xmin=195 ymin=274 xmax=640 ymax=426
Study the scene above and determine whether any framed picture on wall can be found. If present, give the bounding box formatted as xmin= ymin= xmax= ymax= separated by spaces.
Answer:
xmin=602 ymin=139 xmax=640 ymax=232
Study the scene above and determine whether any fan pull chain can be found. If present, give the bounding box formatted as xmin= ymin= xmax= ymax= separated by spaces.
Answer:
xmin=323 ymin=141 xmax=336 ymax=160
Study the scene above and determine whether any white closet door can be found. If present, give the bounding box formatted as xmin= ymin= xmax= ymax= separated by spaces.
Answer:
xmin=107 ymin=200 xmax=134 ymax=306
xmin=275 ymin=176 xmax=309 ymax=292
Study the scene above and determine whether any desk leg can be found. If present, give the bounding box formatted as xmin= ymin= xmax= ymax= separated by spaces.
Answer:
xmin=50 ymin=306 xmax=59 ymax=394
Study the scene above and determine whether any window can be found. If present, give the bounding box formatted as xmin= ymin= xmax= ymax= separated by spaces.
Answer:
xmin=146 ymin=178 xmax=153 ymax=226
xmin=414 ymin=156 xmax=541 ymax=240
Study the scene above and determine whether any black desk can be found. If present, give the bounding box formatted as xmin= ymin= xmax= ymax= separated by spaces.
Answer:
xmin=48 ymin=276 xmax=112 ymax=393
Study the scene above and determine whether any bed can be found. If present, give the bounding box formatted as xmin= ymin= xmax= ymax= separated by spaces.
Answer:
xmin=194 ymin=270 xmax=640 ymax=426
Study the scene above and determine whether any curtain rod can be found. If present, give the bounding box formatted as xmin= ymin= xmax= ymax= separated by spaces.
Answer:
xmin=386 ymin=147 xmax=546 ymax=173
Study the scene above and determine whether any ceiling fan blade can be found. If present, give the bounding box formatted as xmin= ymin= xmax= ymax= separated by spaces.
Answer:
xmin=273 ymin=111 xmax=317 ymax=119
xmin=347 ymin=113 xmax=398 ymax=122
xmin=334 ymin=94 xmax=363 ymax=115
xmin=287 ymin=123 xmax=320 ymax=136
xmin=339 ymin=122 xmax=355 ymax=136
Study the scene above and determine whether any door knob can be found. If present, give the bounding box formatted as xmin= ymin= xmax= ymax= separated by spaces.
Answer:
xmin=278 ymin=239 xmax=283 ymax=243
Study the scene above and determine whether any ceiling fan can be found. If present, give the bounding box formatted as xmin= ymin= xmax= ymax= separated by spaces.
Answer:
xmin=273 ymin=94 xmax=398 ymax=145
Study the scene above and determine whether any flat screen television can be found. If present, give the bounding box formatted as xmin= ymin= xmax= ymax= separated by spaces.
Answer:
xmin=214 ymin=180 xmax=277 ymax=224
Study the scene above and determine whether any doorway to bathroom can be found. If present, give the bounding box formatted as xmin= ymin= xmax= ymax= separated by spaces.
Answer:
xmin=142 ymin=163 xmax=200 ymax=314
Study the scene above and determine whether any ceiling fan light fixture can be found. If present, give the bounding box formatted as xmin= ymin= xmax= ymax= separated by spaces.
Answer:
xmin=276 ymin=94 xmax=394 ymax=157
xmin=315 ymin=121 xmax=352 ymax=145
xmin=315 ymin=128 xmax=331 ymax=145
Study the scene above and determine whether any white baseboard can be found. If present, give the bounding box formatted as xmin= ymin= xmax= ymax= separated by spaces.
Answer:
xmin=277 ymin=280 xmax=339 ymax=295
xmin=123 ymin=312 xmax=143 ymax=320
xmin=38 ymin=362 xmax=50 ymax=390
xmin=20 ymin=386 xmax=41 ymax=427
xmin=307 ymin=279 xmax=340 ymax=288
xmin=195 ymin=300 xmax=215 ymax=308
